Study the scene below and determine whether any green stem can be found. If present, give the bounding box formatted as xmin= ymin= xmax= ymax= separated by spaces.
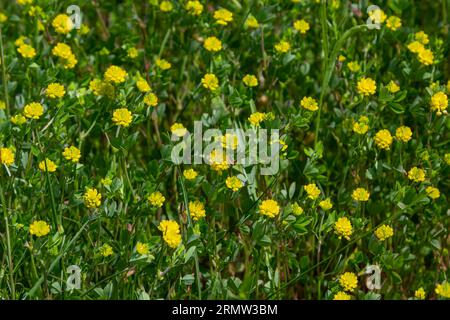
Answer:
xmin=177 ymin=167 xmax=202 ymax=300
xmin=0 ymin=178 xmax=15 ymax=299
xmin=315 ymin=6 xmax=368 ymax=147
xmin=0 ymin=27 xmax=10 ymax=117
xmin=35 ymin=129 xmax=60 ymax=229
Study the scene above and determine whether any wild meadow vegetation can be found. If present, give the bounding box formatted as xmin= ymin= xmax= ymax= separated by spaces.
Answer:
xmin=0 ymin=0 xmax=449 ymax=300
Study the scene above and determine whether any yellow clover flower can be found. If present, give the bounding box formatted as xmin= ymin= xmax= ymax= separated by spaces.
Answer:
xmin=203 ymin=36 xmax=222 ymax=52
xmin=144 ymin=93 xmax=158 ymax=107
xmin=0 ymin=147 xmax=15 ymax=166
xmin=188 ymin=200 xmax=206 ymax=221
xmin=374 ymin=224 xmax=394 ymax=241
xmin=104 ymin=65 xmax=128 ymax=84
xmin=52 ymin=14 xmax=73 ymax=34
xmin=201 ymin=73 xmax=219 ymax=91
xmin=185 ymin=1 xmax=203 ymax=16
xmin=136 ymin=242 xmax=150 ymax=255
xmin=214 ymin=8 xmax=233 ymax=26
xmin=243 ymin=74 xmax=258 ymax=87
xmin=304 ymin=183 xmax=321 ymax=200
xmin=274 ymin=40 xmax=291 ymax=53
xmin=226 ymin=176 xmax=244 ymax=192
xmin=300 ymin=96 xmax=319 ymax=111
xmin=357 ymin=77 xmax=377 ymax=96
xmin=425 ymin=186 xmax=440 ymax=199
xmin=339 ymin=272 xmax=358 ymax=292
xmin=148 ymin=191 xmax=165 ymax=208
xmin=407 ymin=167 xmax=425 ymax=183
xmin=63 ymin=146 xmax=81 ymax=163
xmin=112 ymin=108 xmax=133 ymax=127
xmin=259 ymin=199 xmax=280 ymax=218
xmin=39 ymin=158 xmax=57 ymax=172
xmin=352 ymin=187 xmax=370 ymax=202
xmin=29 ymin=220 xmax=50 ymax=237
xmin=430 ymin=92 xmax=448 ymax=116
xmin=183 ymin=168 xmax=198 ymax=180
xmin=386 ymin=16 xmax=401 ymax=31
xmin=334 ymin=217 xmax=352 ymax=240
xmin=158 ymin=220 xmax=182 ymax=248
xmin=395 ymin=126 xmax=412 ymax=143
xmin=83 ymin=188 xmax=102 ymax=208
xmin=45 ymin=83 xmax=66 ymax=99
xmin=374 ymin=129 xmax=393 ymax=150
xmin=17 ymin=44 xmax=36 ymax=59
xmin=293 ymin=19 xmax=310 ymax=34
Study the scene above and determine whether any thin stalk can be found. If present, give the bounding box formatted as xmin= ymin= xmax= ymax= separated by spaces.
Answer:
xmin=35 ymin=129 xmax=60 ymax=229
xmin=0 ymin=178 xmax=15 ymax=299
xmin=0 ymin=27 xmax=10 ymax=117
xmin=177 ymin=167 xmax=202 ymax=300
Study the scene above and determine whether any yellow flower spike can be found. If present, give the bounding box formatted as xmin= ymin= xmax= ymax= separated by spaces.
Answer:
xmin=347 ymin=61 xmax=360 ymax=72
xmin=245 ymin=15 xmax=259 ymax=29
xmin=319 ymin=198 xmax=333 ymax=211
xmin=418 ymin=48 xmax=434 ymax=66
xmin=435 ymin=282 xmax=450 ymax=299
xmin=386 ymin=80 xmax=400 ymax=93
xmin=160 ymin=1 xmax=173 ymax=12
